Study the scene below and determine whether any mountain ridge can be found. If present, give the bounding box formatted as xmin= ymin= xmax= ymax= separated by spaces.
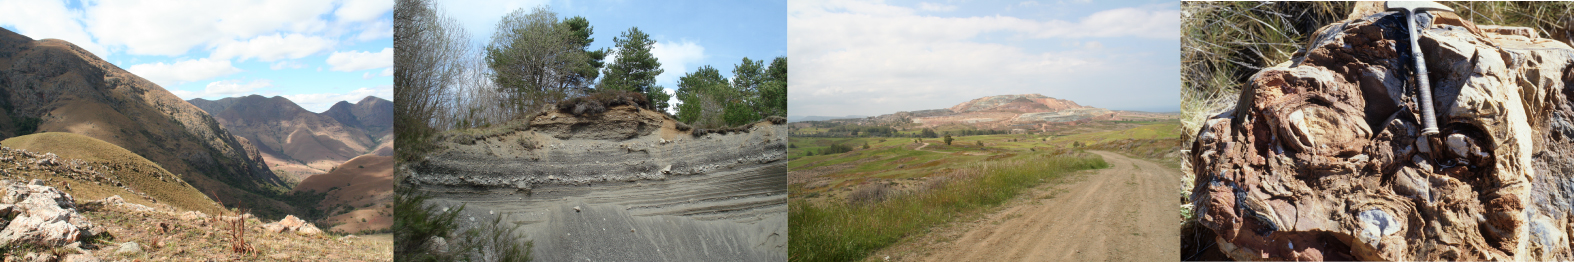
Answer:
xmin=0 ymin=27 xmax=296 ymax=216
xmin=187 ymin=95 xmax=392 ymax=182
xmin=818 ymin=94 xmax=1177 ymax=131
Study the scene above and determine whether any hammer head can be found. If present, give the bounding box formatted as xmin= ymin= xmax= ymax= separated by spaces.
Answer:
xmin=1386 ymin=1 xmax=1454 ymax=13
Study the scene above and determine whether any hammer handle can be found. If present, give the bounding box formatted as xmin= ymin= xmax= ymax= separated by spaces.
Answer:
xmin=1408 ymin=12 xmax=1441 ymax=136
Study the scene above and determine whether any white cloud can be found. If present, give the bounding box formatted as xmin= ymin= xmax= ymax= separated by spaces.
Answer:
xmin=126 ymin=58 xmax=243 ymax=87
xmin=442 ymin=0 xmax=551 ymax=44
xmin=917 ymin=2 xmax=957 ymax=12
xmin=788 ymin=0 xmax=1179 ymax=116
xmin=271 ymin=60 xmax=307 ymax=70
xmin=171 ymin=79 xmax=273 ymax=99
xmin=662 ymin=88 xmax=678 ymax=114
xmin=282 ymin=85 xmax=392 ymax=112
xmin=326 ymin=47 xmax=393 ymax=72
xmin=1048 ymin=8 xmax=1179 ymax=39
xmin=649 ymin=40 xmax=705 ymax=87
xmin=380 ymin=68 xmax=393 ymax=77
xmin=83 ymin=0 xmax=336 ymax=56
xmin=211 ymin=33 xmax=336 ymax=62
xmin=203 ymin=79 xmax=273 ymax=96
xmin=352 ymin=19 xmax=393 ymax=41
xmin=335 ymin=0 xmax=394 ymax=23
xmin=0 ymin=0 xmax=110 ymax=58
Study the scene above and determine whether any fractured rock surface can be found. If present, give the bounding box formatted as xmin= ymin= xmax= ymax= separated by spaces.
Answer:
xmin=1189 ymin=9 xmax=1574 ymax=261
xmin=0 ymin=181 xmax=98 ymax=247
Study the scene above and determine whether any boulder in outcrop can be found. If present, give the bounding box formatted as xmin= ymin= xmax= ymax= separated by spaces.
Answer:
xmin=296 ymin=223 xmax=322 ymax=236
xmin=1188 ymin=6 xmax=1574 ymax=261
xmin=0 ymin=182 xmax=96 ymax=247
xmin=178 ymin=210 xmax=208 ymax=221
xmin=262 ymin=214 xmax=322 ymax=235
xmin=279 ymin=215 xmax=306 ymax=228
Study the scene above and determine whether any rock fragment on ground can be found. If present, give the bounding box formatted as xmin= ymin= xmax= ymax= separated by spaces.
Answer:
xmin=115 ymin=241 xmax=140 ymax=255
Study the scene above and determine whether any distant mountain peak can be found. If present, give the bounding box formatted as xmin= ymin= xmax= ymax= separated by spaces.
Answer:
xmin=947 ymin=94 xmax=1087 ymax=113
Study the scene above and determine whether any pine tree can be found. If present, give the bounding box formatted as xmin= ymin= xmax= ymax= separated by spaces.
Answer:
xmin=599 ymin=27 xmax=669 ymax=111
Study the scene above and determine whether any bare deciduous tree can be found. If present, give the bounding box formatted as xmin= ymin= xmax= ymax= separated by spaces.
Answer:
xmin=395 ymin=0 xmax=470 ymax=162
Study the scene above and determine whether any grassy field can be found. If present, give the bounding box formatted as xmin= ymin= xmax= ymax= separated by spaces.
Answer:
xmin=789 ymin=153 xmax=1107 ymax=262
xmin=2 ymin=132 xmax=225 ymax=214
xmin=787 ymin=121 xmax=1180 ymax=262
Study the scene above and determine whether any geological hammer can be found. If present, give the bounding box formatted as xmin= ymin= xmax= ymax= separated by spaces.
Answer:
xmin=1388 ymin=1 xmax=1454 ymax=137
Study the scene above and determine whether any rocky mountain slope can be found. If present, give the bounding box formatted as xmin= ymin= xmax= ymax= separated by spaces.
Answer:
xmin=0 ymin=135 xmax=388 ymax=260
xmin=293 ymin=155 xmax=392 ymax=234
xmin=947 ymin=94 xmax=1087 ymax=113
xmin=1187 ymin=8 xmax=1574 ymax=261
xmin=0 ymin=27 xmax=296 ymax=216
xmin=188 ymin=95 xmax=392 ymax=181
xmin=406 ymin=102 xmax=787 ymax=261
xmin=323 ymin=96 xmax=393 ymax=139
xmin=1 ymin=132 xmax=222 ymax=214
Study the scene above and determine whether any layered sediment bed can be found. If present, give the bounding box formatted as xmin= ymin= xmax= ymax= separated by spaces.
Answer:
xmin=1188 ymin=8 xmax=1574 ymax=261
xmin=407 ymin=105 xmax=787 ymax=261
xmin=408 ymin=105 xmax=786 ymax=190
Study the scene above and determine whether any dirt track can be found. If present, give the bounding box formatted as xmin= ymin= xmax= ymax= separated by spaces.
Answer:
xmin=873 ymin=151 xmax=1179 ymax=261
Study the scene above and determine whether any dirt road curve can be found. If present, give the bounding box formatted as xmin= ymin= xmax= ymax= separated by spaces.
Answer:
xmin=876 ymin=151 xmax=1179 ymax=261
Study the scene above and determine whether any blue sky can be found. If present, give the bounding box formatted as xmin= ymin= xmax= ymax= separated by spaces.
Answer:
xmin=0 ymin=0 xmax=392 ymax=112
xmin=437 ymin=0 xmax=787 ymax=112
xmin=789 ymin=0 xmax=1180 ymax=117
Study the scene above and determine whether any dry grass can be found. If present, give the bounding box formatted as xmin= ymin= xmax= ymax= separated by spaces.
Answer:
xmin=555 ymin=90 xmax=650 ymax=116
xmin=213 ymin=195 xmax=256 ymax=255
xmin=1180 ymin=1 xmax=1348 ymax=147
xmin=788 ymin=153 xmax=1108 ymax=262
xmin=847 ymin=182 xmax=892 ymax=205
xmin=1 ymin=132 xmax=222 ymax=214
xmin=1446 ymin=2 xmax=1574 ymax=44
xmin=81 ymin=203 xmax=390 ymax=261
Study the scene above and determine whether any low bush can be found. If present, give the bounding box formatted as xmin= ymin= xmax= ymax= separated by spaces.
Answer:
xmin=554 ymin=90 xmax=649 ymax=116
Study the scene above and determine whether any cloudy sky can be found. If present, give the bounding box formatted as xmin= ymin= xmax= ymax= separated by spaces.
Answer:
xmin=789 ymin=0 xmax=1180 ymax=118
xmin=0 ymin=0 xmax=392 ymax=112
xmin=435 ymin=0 xmax=787 ymax=112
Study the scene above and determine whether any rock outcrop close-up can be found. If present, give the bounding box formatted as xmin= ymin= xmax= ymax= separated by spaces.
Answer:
xmin=1188 ymin=6 xmax=1574 ymax=261
xmin=406 ymin=102 xmax=787 ymax=261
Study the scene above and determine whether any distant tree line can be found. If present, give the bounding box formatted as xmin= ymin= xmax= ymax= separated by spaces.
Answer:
xmin=791 ymin=123 xmax=1009 ymax=139
xmin=945 ymin=129 xmax=1008 ymax=136
xmin=674 ymin=57 xmax=787 ymax=129
xmin=804 ymin=142 xmax=855 ymax=156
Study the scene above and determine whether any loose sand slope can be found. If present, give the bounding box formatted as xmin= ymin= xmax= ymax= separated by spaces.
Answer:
xmin=410 ymin=104 xmax=787 ymax=261
xmin=876 ymin=151 xmax=1179 ymax=261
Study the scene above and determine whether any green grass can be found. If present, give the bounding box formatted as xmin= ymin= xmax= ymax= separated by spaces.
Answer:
xmin=788 ymin=153 xmax=1108 ymax=262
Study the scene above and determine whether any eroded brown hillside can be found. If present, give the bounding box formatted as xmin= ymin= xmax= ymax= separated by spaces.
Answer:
xmin=0 ymin=27 xmax=294 ymax=216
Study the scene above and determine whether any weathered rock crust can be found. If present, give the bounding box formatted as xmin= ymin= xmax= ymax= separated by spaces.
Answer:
xmin=408 ymin=105 xmax=787 ymax=190
xmin=1189 ymin=9 xmax=1574 ymax=261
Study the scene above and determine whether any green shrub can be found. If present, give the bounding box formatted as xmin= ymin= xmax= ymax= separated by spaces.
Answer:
xmin=394 ymin=188 xmax=533 ymax=262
